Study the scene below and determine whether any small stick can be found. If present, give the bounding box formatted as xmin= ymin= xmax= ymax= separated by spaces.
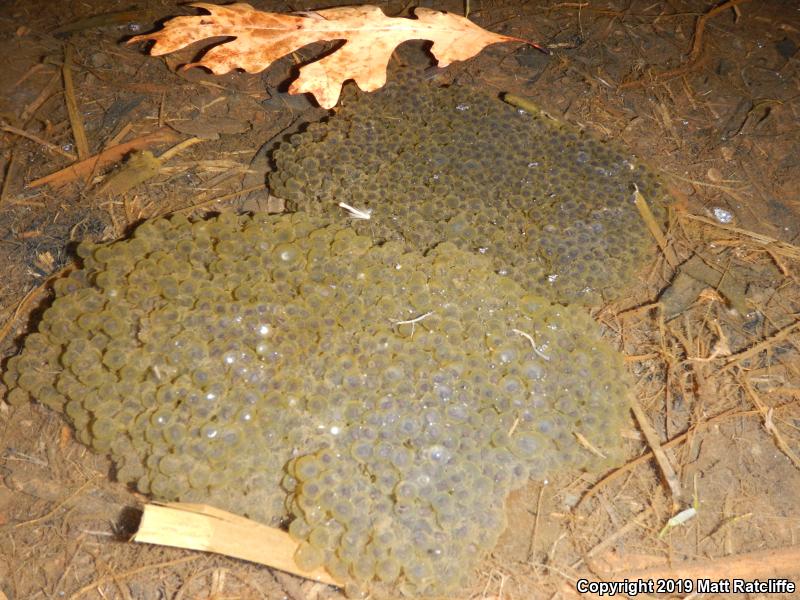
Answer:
xmin=628 ymin=395 xmax=683 ymax=504
xmin=134 ymin=503 xmax=340 ymax=587
xmin=573 ymin=431 xmax=607 ymax=459
xmin=62 ymin=45 xmax=90 ymax=160
xmin=527 ymin=483 xmax=546 ymax=562
xmin=105 ymin=122 xmax=133 ymax=148
xmin=503 ymin=93 xmax=557 ymax=119
xmin=158 ymin=90 xmax=167 ymax=129
xmin=157 ymin=137 xmax=204 ymax=162
xmin=1 ymin=124 xmax=77 ymax=160
xmin=14 ymin=476 xmax=98 ymax=529
xmin=723 ymin=319 xmax=800 ymax=366
xmin=633 ymin=185 xmax=678 ymax=267
xmin=20 ymin=69 xmax=61 ymax=126
xmin=1 ymin=149 xmax=18 ymax=204
xmin=28 ymin=127 xmax=179 ymax=188
xmin=577 ymin=407 xmax=765 ymax=508
xmin=81 ymin=123 xmax=134 ymax=194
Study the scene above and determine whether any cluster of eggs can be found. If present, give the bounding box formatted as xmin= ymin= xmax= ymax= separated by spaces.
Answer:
xmin=269 ymin=72 xmax=671 ymax=305
xmin=4 ymin=211 xmax=631 ymax=596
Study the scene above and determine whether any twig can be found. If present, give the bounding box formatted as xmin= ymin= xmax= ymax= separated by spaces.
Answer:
xmin=577 ymin=407 xmax=763 ymax=508
xmin=620 ymin=0 xmax=752 ymax=89
xmin=633 ymin=185 xmax=678 ymax=268
xmin=82 ymin=123 xmax=135 ymax=195
xmin=105 ymin=123 xmax=133 ymax=148
xmin=503 ymin=93 xmax=557 ymax=120
xmin=158 ymin=137 xmax=204 ymax=162
xmin=14 ymin=476 xmax=98 ymax=529
xmin=28 ymin=128 xmax=180 ymax=188
xmin=1 ymin=124 xmax=77 ymax=160
xmin=628 ymin=396 xmax=682 ymax=504
xmin=158 ymin=90 xmax=167 ymax=129
xmin=20 ymin=69 xmax=61 ymax=126
xmin=723 ymin=319 xmax=800 ymax=366
xmin=527 ymin=483 xmax=546 ymax=561
xmin=134 ymin=503 xmax=340 ymax=586
xmin=1 ymin=149 xmax=18 ymax=204
xmin=63 ymin=45 xmax=90 ymax=160
xmin=574 ymin=431 xmax=607 ymax=459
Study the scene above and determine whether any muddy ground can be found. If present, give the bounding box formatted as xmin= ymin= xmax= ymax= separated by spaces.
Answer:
xmin=1 ymin=0 xmax=800 ymax=599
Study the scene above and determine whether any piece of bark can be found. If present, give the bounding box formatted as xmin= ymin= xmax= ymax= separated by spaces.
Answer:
xmin=134 ymin=502 xmax=341 ymax=587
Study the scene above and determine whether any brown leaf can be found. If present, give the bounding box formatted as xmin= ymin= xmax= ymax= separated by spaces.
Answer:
xmin=130 ymin=3 xmax=533 ymax=108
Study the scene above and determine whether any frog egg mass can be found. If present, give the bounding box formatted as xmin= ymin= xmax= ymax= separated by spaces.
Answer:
xmin=5 ymin=210 xmax=632 ymax=597
xmin=270 ymin=74 xmax=672 ymax=305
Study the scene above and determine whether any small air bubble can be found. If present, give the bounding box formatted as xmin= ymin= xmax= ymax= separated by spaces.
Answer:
xmin=712 ymin=207 xmax=734 ymax=224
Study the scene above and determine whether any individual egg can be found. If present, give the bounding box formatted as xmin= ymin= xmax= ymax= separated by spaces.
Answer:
xmin=294 ymin=541 xmax=325 ymax=571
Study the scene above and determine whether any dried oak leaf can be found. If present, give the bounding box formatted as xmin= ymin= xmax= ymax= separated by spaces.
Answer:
xmin=130 ymin=3 xmax=533 ymax=108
